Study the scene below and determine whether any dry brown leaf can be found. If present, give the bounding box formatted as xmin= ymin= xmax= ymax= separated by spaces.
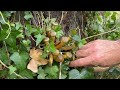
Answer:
xmin=27 ymin=59 xmax=38 ymax=73
xmin=27 ymin=48 xmax=48 ymax=73
xmin=30 ymin=48 xmax=43 ymax=60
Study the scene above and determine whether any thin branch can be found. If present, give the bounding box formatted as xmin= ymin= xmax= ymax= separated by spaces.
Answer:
xmin=59 ymin=11 xmax=64 ymax=24
xmin=48 ymin=11 xmax=51 ymax=20
xmin=0 ymin=11 xmax=11 ymax=39
xmin=31 ymin=11 xmax=38 ymax=27
xmin=84 ymin=27 xmax=120 ymax=40
xmin=40 ymin=11 xmax=44 ymax=28
xmin=59 ymin=62 xmax=62 ymax=79
xmin=3 ymin=41 xmax=11 ymax=65
xmin=36 ymin=11 xmax=41 ymax=28
xmin=31 ymin=36 xmax=36 ymax=42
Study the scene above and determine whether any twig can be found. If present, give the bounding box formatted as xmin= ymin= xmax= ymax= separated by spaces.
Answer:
xmin=59 ymin=62 xmax=62 ymax=79
xmin=31 ymin=11 xmax=38 ymax=27
xmin=0 ymin=60 xmax=26 ymax=79
xmin=59 ymin=11 xmax=64 ymax=24
xmin=31 ymin=36 xmax=36 ymax=42
xmin=3 ymin=41 xmax=11 ymax=65
xmin=84 ymin=27 xmax=120 ymax=40
xmin=48 ymin=11 xmax=51 ymax=20
xmin=0 ymin=11 xmax=11 ymax=39
xmin=40 ymin=11 xmax=44 ymax=29
xmin=36 ymin=11 xmax=41 ymax=28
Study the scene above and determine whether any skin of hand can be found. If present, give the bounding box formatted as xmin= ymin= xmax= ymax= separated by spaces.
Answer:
xmin=69 ymin=39 xmax=120 ymax=67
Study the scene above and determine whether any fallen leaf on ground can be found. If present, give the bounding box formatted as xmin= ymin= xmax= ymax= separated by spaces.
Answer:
xmin=27 ymin=48 xmax=48 ymax=73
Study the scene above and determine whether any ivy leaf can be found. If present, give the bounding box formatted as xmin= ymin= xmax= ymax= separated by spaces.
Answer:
xmin=25 ymin=23 xmax=37 ymax=36
xmin=37 ymin=67 xmax=46 ymax=79
xmin=22 ymin=39 xmax=31 ymax=47
xmin=0 ymin=11 xmax=11 ymax=24
xmin=5 ymin=35 xmax=16 ymax=47
xmin=0 ymin=29 xmax=8 ymax=41
xmin=79 ymin=68 xmax=94 ymax=79
xmin=72 ymin=35 xmax=81 ymax=42
xmin=8 ymin=65 xmax=17 ymax=75
xmin=111 ymin=12 xmax=117 ymax=21
xmin=78 ymin=42 xmax=84 ymax=48
xmin=54 ymin=25 xmax=62 ymax=32
xmin=104 ymin=11 xmax=111 ymax=18
xmin=45 ymin=65 xmax=59 ymax=78
xmin=0 ymin=48 xmax=9 ymax=65
xmin=69 ymin=69 xmax=81 ymax=79
xmin=56 ymin=30 xmax=64 ymax=38
xmin=2 ymin=11 xmax=12 ymax=18
xmin=19 ymin=69 xmax=35 ymax=79
xmin=35 ymin=34 xmax=45 ymax=46
xmin=15 ymin=22 xmax=23 ymax=30
xmin=0 ymin=17 xmax=6 ymax=24
xmin=24 ymin=11 xmax=33 ymax=20
xmin=10 ymin=52 xmax=29 ymax=71
xmin=61 ymin=73 xmax=67 ymax=79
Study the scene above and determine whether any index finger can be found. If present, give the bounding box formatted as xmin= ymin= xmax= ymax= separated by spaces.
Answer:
xmin=69 ymin=55 xmax=97 ymax=67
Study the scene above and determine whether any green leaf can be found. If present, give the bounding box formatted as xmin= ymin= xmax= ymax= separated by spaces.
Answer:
xmin=45 ymin=65 xmax=59 ymax=78
xmin=72 ymin=35 xmax=81 ymax=42
xmin=5 ymin=35 xmax=16 ymax=47
xmin=2 ymin=11 xmax=12 ymax=18
xmin=61 ymin=73 xmax=67 ymax=79
xmin=22 ymin=39 xmax=31 ymax=47
xmin=49 ymin=41 xmax=56 ymax=53
xmin=25 ymin=23 xmax=37 ymax=36
xmin=8 ymin=65 xmax=17 ymax=75
xmin=78 ymin=42 xmax=84 ymax=48
xmin=0 ymin=69 xmax=8 ymax=78
xmin=70 ymin=29 xmax=77 ymax=36
xmin=37 ymin=67 xmax=46 ymax=79
xmin=11 ymin=29 xmax=21 ymax=38
xmin=104 ymin=11 xmax=111 ymax=18
xmin=69 ymin=69 xmax=81 ymax=79
xmin=54 ymin=25 xmax=62 ymax=32
xmin=97 ymin=15 xmax=103 ymax=23
xmin=111 ymin=12 xmax=117 ymax=21
xmin=0 ymin=12 xmax=11 ymax=24
xmin=56 ymin=30 xmax=64 ymax=38
xmin=0 ymin=17 xmax=6 ymax=24
xmin=0 ymin=48 xmax=9 ymax=65
xmin=15 ymin=22 xmax=23 ymax=30
xmin=10 ymin=52 xmax=29 ymax=71
xmin=51 ymin=18 xmax=57 ymax=24
xmin=79 ymin=68 xmax=94 ymax=79
xmin=0 ymin=29 xmax=8 ymax=41
xmin=24 ymin=11 xmax=33 ymax=20
xmin=19 ymin=69 xmax=35 ymax=79
xmin=35 ymin=34 xmax=45 ymax=46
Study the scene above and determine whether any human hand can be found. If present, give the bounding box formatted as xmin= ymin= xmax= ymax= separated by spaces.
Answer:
xmin=70 ymin=39 xmax=120 ymax=67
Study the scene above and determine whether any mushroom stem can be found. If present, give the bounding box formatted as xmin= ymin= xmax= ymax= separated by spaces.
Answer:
xmin=55 ymin=37 xmax=70 ymax=49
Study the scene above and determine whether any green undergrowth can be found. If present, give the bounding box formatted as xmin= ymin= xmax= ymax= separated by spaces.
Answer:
xmin=0 ymin=11 xmax=120 ymax=79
